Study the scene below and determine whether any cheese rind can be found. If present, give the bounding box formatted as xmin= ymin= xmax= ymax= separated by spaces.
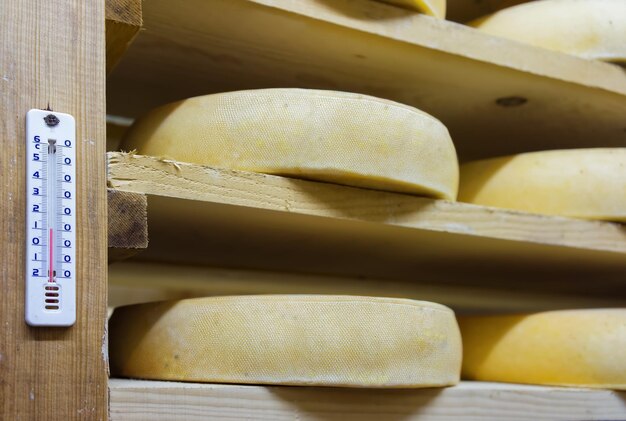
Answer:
xmin=377 ymin=0 xmax=446 ymax=19
xmin=121 ymin=89 xmax=459 ymax=201
xmin=459 ymin=310 xmax=626 ymax=389
xmin=109 ymin=295 xmax=462 ymax=388
xmin=471 ymin=0 xmax=626 ymax=62
xmin=458 ymin=148 xmax=626 ymax=221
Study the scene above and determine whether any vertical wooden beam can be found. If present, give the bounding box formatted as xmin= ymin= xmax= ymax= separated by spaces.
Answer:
xmin=0 ymin=1 xmax=108 ymax=420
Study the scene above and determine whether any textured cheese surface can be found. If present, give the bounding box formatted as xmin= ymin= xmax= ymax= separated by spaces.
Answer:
xmin=121 ymin=89 xmax=459 ymax=201
xmin=459 ymin=309 xmax=626 ymax=389
xmin=472 ymin=0 xmax=626 ymax=62
xmin=109 ymin=295 xmax=462 ymax=388
xmin=458 ymin=148 xmax=626 ymax=221
xmin=377 ymin=0 xmax=446 ymax=18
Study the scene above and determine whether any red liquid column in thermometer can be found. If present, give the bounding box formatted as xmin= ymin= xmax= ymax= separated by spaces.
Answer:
xmin=47 ymin=139 xmax=57 ymax=284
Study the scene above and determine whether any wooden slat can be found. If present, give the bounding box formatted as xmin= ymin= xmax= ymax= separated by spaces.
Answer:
xmin=109 ymin=379 xmax=626 ymax=421
xmin=106 ymin=0 xmax=142 ymax=74
xmin=106 ymin=0 xmax=626 ymax=161
xmin=107 ymin=189 xmax=148 ymax=261
xmin=107 ymin=153 xmax=626 ymax=297
xmin=108 ymin=261 xmax=626 ymax=312
xmin=0 ymin=0 xmax=108 ymax=419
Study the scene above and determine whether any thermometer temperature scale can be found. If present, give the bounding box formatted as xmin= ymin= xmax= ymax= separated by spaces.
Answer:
xmin=25 ymin=109 xmax=76 ymax=326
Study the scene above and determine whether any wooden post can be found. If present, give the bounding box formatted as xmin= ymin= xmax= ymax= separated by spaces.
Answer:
xmin=0 ymin=0 xmax=108 ymax=419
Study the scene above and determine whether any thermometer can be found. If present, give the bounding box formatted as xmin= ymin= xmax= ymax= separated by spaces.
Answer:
xmin=25 ymin=109 xmax=76 ymax=326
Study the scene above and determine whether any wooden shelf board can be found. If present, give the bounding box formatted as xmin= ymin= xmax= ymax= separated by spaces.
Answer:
xmin=108 ymin=261 xmax=626 ymax=313
xmin=107 ymin=153 xmax=626 ymax=296
xmin=109 ymin=378 xmax=626 ymax=421
xmin=106 ymin=0 xmax=626 ymax=161
xmin=105 ymin=0 xmax=141 ymax=74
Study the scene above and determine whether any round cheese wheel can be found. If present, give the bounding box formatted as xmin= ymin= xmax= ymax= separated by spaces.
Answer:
xmin=459 ymin=309 xmax=626 ymax=389
xmin=471 ymin=0 xmax=626 ymax=62
xmin=121 ymin=89 xmax=459 ymax=201
xmin=109 ymin=295 xmax=462 ymax=388
xmin=458 ymin=148 xmax=626 ymax=221
xmin=377 ymin=0 xmax=446 ymax=19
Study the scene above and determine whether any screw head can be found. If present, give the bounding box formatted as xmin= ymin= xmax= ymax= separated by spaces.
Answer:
xmin=43 ymin=114 xmax=60 ymax=126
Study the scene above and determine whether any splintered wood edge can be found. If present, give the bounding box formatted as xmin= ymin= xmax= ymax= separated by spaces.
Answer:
xmin=106 ymin=152 xmax=626 ymax=254
xmin=107 ymin=189 xmax=148 ymax=260
xmin=108 ymin=379 xmax=626 ymax=421
xmin=106 ymin=0 xmax=142 ymax=74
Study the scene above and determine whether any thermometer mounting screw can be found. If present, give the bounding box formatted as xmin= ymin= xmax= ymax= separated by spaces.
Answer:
xmin=44 ymin=114 xmax=60 ymax=127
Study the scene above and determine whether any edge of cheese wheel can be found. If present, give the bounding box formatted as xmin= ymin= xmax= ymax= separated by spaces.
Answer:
xmin=458 ymin=148 xmax=626 ymax=221
xmin=376 ymin=0 xmax=446 ymax=19
xmin=459 ymin=309 xmax=626 ymax=389
xmin=121 ymin=89 xmax=459 ymax=201
xmin=470 ymin=0 xmax=626 ymax=62
xmin=109 ymin=295 xmax=462 ymax=388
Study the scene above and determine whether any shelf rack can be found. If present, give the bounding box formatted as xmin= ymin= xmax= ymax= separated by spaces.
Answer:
xmin=2 ymin=0 xmax=625 ymax=419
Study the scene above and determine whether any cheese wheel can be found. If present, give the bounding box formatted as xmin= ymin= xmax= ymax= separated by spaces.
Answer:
xmin=121 ymin=89 xmax=459 ymax=201
xmin=458 ymin=149 xmax=626 ymax=221
xmin=459 ymin=309 xmax=626 ymax=389
xmin=471 ymin=0 xmax=626 ymax=62
xmin=109 ymin=295 xmax=462 ymax=388
xmin=376 ymin=0 xmax=446 ymax=19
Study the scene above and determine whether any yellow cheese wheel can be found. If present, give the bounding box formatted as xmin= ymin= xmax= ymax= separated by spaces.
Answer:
xmin=459 ymin=309 xmax=626 ymax=389
xmin=376 ymin=0 xmax=446 ymax=19
xmin=109 ymin=295 xmax=462 ymax=388
xmin=471 ymin=0 xmax=626 ymax=62
xmin=121 ymin=89 xmax=459 ymax=201
xmin=458 ymin=148 xmax=626 ymax=221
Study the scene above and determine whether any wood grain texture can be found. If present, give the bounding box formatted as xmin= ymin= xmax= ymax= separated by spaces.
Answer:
xmin=106 ymin=0 xmax=626 ymax=161
xmin=0 ymin=0 xmax=108 ymax=419
xmin=107 ymin=189 xmax=147 ymax=249
xmin=107 ymin=190 xmax=147 ymax=261
xmin=108 ymin=261 xmax=626 ymax=313
xmin=107 ymin=153 xmax=626 ymax=297
xmin=108 ymin=153 xmax=626 ymax=253
xmin=109 ymin=379 xmax=626 ymax=421
xmin=105 ymin=0 xmax=142 ymax=74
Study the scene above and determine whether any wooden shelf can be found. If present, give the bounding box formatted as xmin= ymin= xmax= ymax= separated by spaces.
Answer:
xmin=106 ymin=0 xmax=626 ymax=161
xmin=107 ymin=152 xmax=626 ymax=298
xmin=109 ymin=379 xmax=626 ymax=421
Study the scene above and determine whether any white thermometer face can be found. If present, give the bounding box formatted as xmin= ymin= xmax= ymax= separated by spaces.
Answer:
xmin=25 ymin=109 xmax=76 ymax=326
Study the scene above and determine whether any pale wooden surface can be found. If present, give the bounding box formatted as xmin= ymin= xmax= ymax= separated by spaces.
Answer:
xmin=109 ymin=378 xmax=626 ymax=421
xmin=105 ymin=0 xmax=142 ymax=74
xmin=106 ymin=0 xmax=626 ymax=161
xmin=108 ymin=261 xmax=626 ymax=312
xmin=107 ymin=153 xmax=626 ymax=297
xmin=0 ymin=0 xmax=108 ymax=419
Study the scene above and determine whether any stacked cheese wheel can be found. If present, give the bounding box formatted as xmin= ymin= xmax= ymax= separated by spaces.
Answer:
xmin=109 ymin=295 xmax=462 ymax=388
xmin=376 ymin=0 xmax=446 ymax=18
xmin=458 ymin=148 xmax=626 ymax=221
xmin=121 ymin=89 xmax=459 ymax=201
xmin=460 ymin=310 xmax=626 ymax=389
xmin=472 ymin=0 xmax=626 ymax=62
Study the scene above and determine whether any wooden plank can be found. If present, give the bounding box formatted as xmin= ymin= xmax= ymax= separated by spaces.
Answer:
xmin=108 ymin=153 xmax=626 ymax=253
xmin=107 ymin=153 xmax=626 ymax=297
xmin=106 ymin=0 xmax=626 ymax=161
xmin=107 ymin=189 xmax=147 ymax=261
xmin=108 ymin=261 xmax=626 ymax=312
xmin=106 ymin=0 xmax=142 ymax=74
xmin=0 ymin=0 xmax=108 ymax=419
xmin=109 ymin=379 xmax=626 ymax=421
